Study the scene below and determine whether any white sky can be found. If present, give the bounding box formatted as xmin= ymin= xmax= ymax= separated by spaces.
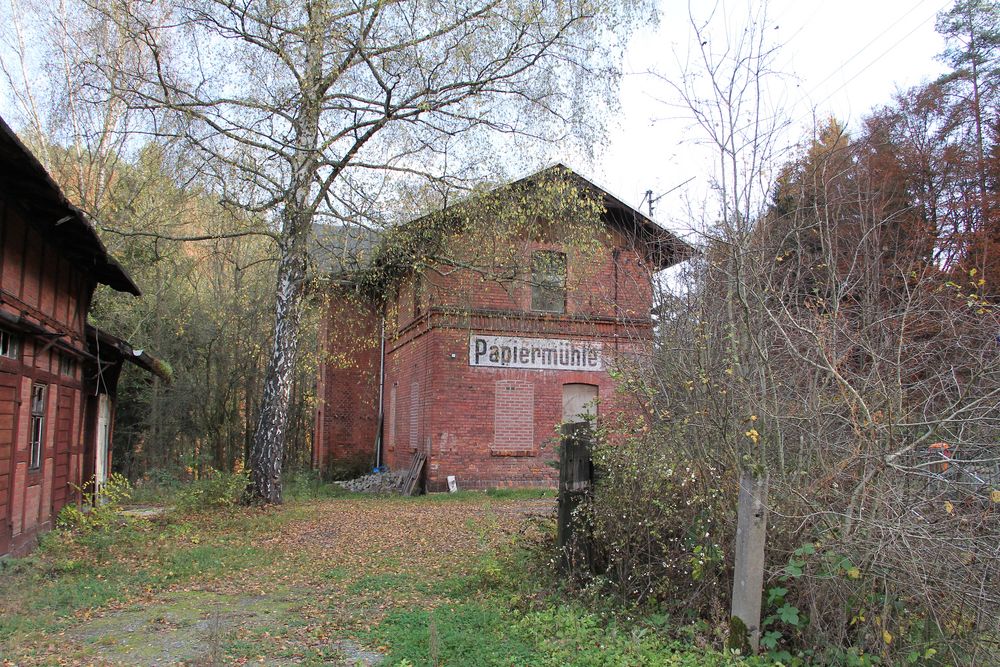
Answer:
xmin=585 ymin=0 xmax=951 ymax=235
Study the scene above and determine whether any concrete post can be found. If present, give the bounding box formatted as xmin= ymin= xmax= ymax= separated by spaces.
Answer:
xmin=730 ymin=469 xmax=769 ymax=653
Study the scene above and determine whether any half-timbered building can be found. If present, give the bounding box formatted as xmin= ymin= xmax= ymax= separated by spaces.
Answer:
xmin=0 ymin=116 xmax=155 ymax=556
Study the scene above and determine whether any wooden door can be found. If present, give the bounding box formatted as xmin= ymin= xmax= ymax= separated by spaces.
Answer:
xmin=0 ymin=371 xmax=18 ymax=555
xmin=95 ymin=394 xmax=110 ymax=493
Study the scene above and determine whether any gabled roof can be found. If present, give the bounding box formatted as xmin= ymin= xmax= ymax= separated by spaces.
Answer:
xmin=0 ymin=116 xmax=140 ymax=295
xmin=313 ymin=163 xmax=694 ymax=283
xmin=518 ymin=163 xmax=694 ymax=270
xmin=311 ymin=222 xmax=381 ymax=278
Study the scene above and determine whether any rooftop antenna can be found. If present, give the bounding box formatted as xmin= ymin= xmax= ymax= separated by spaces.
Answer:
xmin=641 ymin=177 xmax=696 ymax=218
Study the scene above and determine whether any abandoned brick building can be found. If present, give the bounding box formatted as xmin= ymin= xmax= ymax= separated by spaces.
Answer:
xmin=0 ymin=116 xmax=161 ymax=556
xmin=313 ymin=165 xmax=690 ymax=491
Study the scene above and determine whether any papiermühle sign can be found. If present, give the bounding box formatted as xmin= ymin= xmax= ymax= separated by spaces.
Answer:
xmin=469 ymin=334 xmax=603 ymax=371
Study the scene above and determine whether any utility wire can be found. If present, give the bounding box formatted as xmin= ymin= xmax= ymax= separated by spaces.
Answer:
xmin=799 ymin=0 xmax=940 ymax=101
xmin=792 ymin=1 xmax=951 ymax=125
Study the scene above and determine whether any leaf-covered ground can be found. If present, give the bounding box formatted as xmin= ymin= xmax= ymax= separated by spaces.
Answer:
xmin=0 ymin=492 xmax=761 ymax=666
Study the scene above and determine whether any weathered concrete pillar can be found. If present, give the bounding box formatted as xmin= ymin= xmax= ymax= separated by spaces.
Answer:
xmin=730 ymin=470 xmax=769 ymax=653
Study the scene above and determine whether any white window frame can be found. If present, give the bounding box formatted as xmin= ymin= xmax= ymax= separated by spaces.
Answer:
xmin=29 ymin=383 xmax=46 ymax=470
xmin=0 ymin=329 xmax=19 ymax=359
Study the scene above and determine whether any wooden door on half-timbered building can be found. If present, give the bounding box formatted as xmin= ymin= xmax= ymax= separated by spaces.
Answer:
xmin=0 ymin=369 xmax=19 ymax=555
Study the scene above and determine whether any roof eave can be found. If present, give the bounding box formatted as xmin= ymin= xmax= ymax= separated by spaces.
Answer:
xmin=0 ymin=116 xmax=141 ymax=296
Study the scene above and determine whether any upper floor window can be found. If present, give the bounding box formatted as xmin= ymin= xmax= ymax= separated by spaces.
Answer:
xmin=413 ymin=273 xmax=424 ymax=319
xmin=59 ymin=353 xmax=76 ymax=378
xmin=29 ymin=383 xmax=46 ymax=469
xmin=531 ymin=251 xmax=566 ymax=313
xmin=0 ymin=329 xmax=19 ymax=359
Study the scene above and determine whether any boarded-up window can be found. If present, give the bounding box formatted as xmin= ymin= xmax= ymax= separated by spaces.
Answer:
xmin=413 ymin=274 xmax=424 ymax=318
xmin=562 ymin=383 xmax=598 ymax=423
xmin=493 ymin=380 xmax=534 ymax=453
xmin=388 ymin=384 xmax=398 ymax=449
xmin=531 ymin=251 xmax=566 ymax=313
xmin=409 ymin=381 xmax=420 ymax=450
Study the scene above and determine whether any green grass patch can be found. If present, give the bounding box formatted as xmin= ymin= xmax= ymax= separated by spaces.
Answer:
xmin=370 ymin=600 xmax=763 ymax=667
xmin=2 ymin=489 xmax=766 ymax=666
xmin=485 ymin=487 xmax=555 ymax=500
xmin=372 ymin=602 xmax=537 ymax=666
xmin=320 ymin=566 xmax=352 ymax=581
xmin=422 ymin=574 xmax=479 ymax=598
xmin=0 ymin=503 xmax=292 ymax=645
xmin=154 ymin=542 xmax=266 ymax=582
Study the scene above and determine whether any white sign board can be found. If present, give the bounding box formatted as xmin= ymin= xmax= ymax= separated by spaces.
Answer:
xmin=469 ymin=335 xmax=603 ymax=371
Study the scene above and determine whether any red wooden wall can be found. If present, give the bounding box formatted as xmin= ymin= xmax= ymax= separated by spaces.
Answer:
xmin=1 ymin=200 xmax=91 ymax=556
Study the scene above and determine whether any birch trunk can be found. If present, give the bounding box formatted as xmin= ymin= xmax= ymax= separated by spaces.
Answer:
xmin=244 ymin=2 xmax=325 ymax=504
xmin=244 ymin=235 xmax=307 ymax=503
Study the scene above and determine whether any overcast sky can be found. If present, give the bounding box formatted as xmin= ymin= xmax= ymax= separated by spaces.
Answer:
xmin=0 ymin=0 xmax=952 ymax=236
xmin=584 ymin=0 xmax=951 ymax=235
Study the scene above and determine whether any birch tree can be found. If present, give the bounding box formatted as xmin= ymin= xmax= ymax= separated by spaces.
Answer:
xmin=86 ymin=0 xmax=647 ymax=503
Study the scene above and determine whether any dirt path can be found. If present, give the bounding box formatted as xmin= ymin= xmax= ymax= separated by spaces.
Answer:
xmin=3 ymin=496 xmax=554 ymax=666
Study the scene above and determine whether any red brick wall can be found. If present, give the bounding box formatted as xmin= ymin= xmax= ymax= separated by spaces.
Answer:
xmin=387 ymin=325 xmax=642 ymax=490
xmin=314 ymin=214 xmax=662 ymax=489
xmin=381 ymin=321 xmax=435 ymax=472
xmin=313 ymin=289 xmax=382 ymax=476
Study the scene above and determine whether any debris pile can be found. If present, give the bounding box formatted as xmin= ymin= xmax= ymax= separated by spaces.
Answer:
xmin=336 ymin=470 xmax=404 ymax=494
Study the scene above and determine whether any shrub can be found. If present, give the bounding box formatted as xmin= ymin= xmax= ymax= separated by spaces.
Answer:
xmin=283 ymin=469 xmax=349 ymax=500
xmin=129 ymin=467 xmax=185 ymax=504
xmin=323 ymin=451 xmax=372 ymax=481
xmin=174 ymin=469 xmax=248 ymax=512
xmin=56 ymin=473 xmax=133 ymax=533
xmin=577 ymin=425 xmax=735 ymax=623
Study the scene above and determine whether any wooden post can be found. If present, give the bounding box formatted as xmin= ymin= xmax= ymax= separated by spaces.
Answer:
xmin=730 ymin=470 xmax=769 ymax=653
xmin=557 ymin=422 xmax=594 ymax=572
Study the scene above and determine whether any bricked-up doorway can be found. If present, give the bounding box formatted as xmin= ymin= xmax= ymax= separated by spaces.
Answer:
xmin=562 ymin=383 xmax=598 ymax=424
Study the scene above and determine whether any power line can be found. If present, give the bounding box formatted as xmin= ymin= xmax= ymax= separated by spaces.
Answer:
xmin=793 ymin=1 xmax=951 ymax=125
xmin=799 ymin=0 xmax=940 ymax=101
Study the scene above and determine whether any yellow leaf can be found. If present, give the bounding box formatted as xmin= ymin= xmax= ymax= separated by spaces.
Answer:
xmin=944 ymin=501 xmax=954 ymax=514
xmin=847 ymin=567 xmax=860 ymax=580
xmin=883 ymin=629 xmax=893 ymax=645
xmin=991 ymin=489 xmax=1000 ymax=504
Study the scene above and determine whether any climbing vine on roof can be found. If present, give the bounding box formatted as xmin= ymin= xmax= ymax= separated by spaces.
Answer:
xmin=355 ymin=168 xmax=609 ymax=302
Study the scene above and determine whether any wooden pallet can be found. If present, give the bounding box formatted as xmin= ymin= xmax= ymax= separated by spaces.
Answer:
xmin=401 ymin=451 xmax=426 ymax=496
